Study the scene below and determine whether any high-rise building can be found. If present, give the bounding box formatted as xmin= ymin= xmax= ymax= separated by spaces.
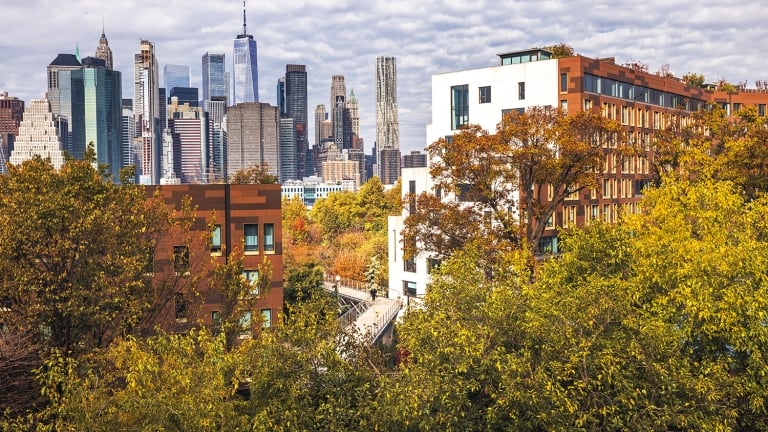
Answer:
xmin=330 ymin=75 xmax=346 ymax=149
xmin=0 ymin=92 xmax=24 ymax=158
xmin=205 ymin=100 xmax=227 ymax=183
xmin=279 ymin=117 xmax=296 ymax=183
xmin=379 ymin=147 xmax=401 ymax=185
xmin=376 ymin=56 xmax=400 ymax=184
xmin=347 ymin=89 xmax=361 ymax=149
xmin=285 ymin=64 xmax=307 ymax=179
xmin=402 ymin=150 xmax=427 ymax=168
xmin=164 ymin=64 xmax=191 ymax=91
xmin=94 ymin=28 xmax=113 ymax=70
xmin=75 ymin=56 xmax=123 ymax=180
xmin=169 ymin=87 xmax=199 ymax=107
xmin=225 ymin=103 xmax=278 ymax=179
xmin=276 ymin=77 xmax=285 ymax=115
xmin=121 ymin=99 xmax=136 ymax=173
xmin=314 ymin=104 xmax=327 ymax=146
xmin=134 ymin=40 xmax=161 ymax=184
xmin=10 ymin=99 xmax=67 ymax=169
xmin=167 ymin=99 xmax=207 ymax=184
xmin=233 ymin=3 xmax=259 ymax=104
xmin=202 ymin=52 xmax=229 ymax=106
xmin=46 ymin=53 xmax=83 ymax=154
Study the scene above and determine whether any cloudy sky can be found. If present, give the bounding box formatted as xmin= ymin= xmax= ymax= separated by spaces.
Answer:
xmin=1 ymin=0 xmax=766 ymax=154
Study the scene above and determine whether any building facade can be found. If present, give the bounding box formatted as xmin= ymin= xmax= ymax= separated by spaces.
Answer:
xmin=402 ymin=150 xmax=427 ymax=168
xmin=0 ymin=92 xmax=24 ymax=161
xmin=164 ymin=64 xmax=191 ymax=92
xmin=202 ymin=52 xmax=229 ymax=106
xmin=145 ymin=184 xmax=283 ymax=333
xmin=94 ymin=30 xmax=113 ymax=70
xmin=134 ymin=40 xmax=162 ymax=184
xmin=376 ymin=56 xmax=400 ymax=184
xmin=285 ymin=64 xmax=308 ymax=179
xmin=9 ymin=99 xmax=67 ymax=169
xmin=225 ymin=102 xmax=279 ymax=179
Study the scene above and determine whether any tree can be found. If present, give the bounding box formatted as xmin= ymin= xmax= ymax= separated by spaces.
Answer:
xmin=622 ymin=60 xmax=649 ymax=73
xmin=544 ymin=43 xmax=576 ymax=58
xmin=0 ymin=153 xmax=154 ymax=356
xmin=228 ymin=163 xmax=278 ymax=184
xmin=682 ymin=72 xmax=706 ymax=87
xmin=283 ymin=261 xmax=325 ymax=310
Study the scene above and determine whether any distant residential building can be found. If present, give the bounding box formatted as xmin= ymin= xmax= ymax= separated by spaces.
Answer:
xmin=402 ymin=150 xmax=427 ymax=168
xmin=202 ymin=52 xmax=229 ymax=106
xmin=163 ymin=64 xmax=191 ymax=92
xmin=134 ymin=40 xmax=162 ymax=184
xmin=322 ymin=159 xmax=361 ymax=189
xmin=232 ymin=3 xmax=259 ymax=103
xmin=0 ymin=92 xmax=24 ymax=159
xmin=376 ymin=56 xmax=400 ymax=184
xmin=225 ymin=102 xmax=278 ymax=179
xmin=10 ymin=99 xmax=67 ymax=169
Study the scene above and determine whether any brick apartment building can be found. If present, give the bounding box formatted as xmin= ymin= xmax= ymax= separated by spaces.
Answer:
xmin=146 ymin=183 xmax=283 ymax=335
xmin=389 ymin=47 xmax=768 ymax=299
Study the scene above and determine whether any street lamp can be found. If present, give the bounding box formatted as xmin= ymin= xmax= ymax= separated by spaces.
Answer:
xmin=334 ymin=274 xmax=341 ymax=299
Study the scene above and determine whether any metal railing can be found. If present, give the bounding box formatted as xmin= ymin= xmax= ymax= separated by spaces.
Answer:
xmin=366 ymin=299 xmax=402 ymax=343
xmin=338 ymin=300 xmax=370 ymax=328
xmin=324 ymin=274 xmax=388 ymax=299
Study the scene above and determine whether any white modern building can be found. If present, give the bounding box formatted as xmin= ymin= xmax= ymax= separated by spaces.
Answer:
xmin=9 ymin=99 xmax=67 ymax=170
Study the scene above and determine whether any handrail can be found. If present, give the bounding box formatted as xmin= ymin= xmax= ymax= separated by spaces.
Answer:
xmin=338 ymin=300 xmax=370 ymax=328
xmin=367 ymin=299 xmax=402 ymax=343
xmin=324 ymin=274 xmax=388 ymax=299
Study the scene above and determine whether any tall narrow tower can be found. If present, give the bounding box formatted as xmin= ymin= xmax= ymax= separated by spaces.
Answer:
xmin=285 ymin=64 xmax=307 ymax=179
xmin=134 ymin=39 xmax=161 ymax=184
xmin=233 ymin=0 xmax=259 ymax=103
xmin=376 ymin=56 xmax=400 ymax=184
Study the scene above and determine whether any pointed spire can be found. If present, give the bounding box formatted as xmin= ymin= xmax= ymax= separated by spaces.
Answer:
xmin=349 ymin=88 xmax=356 ymax=101
xmin=242 ymin=0 xmax=247 ymax=36
xmin=75 ymin=42 xmax=80 ymax=62
xmin=101 ymin=16 xmax=105 ymax=37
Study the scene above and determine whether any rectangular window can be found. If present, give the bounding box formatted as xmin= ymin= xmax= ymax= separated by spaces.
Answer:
xmin=403 ymin=281 xmax=417 ymax=297
xmin=404 ymin=256 xmax=416 ymax=273
xmin=174 ymin=293 xmax=187 ymax=321
xmin=242 ymin=270 xmax=260 ymax=296
xmin=591 ymin=204 xmax=599 ymax=221
xmin=239 ymin=311 xmax=252 ymax=338
xmin=759 ymin=104 xmax=766 ymax=116
xmin=261 ymin=308 xmax=272 ymax=328
xmin=584 ymin=99 xmax=593 ymax=111
xmin=211 ymin=310 xmax=221 ymax=330
xmin=560 ymin=73 xmax=568 ymax=92
xmin=733 ymin=103 xmax=742 ymax=113
xmin=602 ymin=179 xmax=611 ymax=198
xmin=244 ymin=224 xmax=258 ymax=253
xmin=264 ymin=223 xmax=274 ymax=253
xmin=518 ymin=82 xmax=525 ymax=100
xmin=427 ymin=258 xmax=441 ymax=274
xmin=451 ymin=84 xmax=469 ymax=129
xmin=560 ymin=100 xmax=568 ymax=112
xmin=144 ymin=246 xmax=155 ymax=275
xmin=479 ymin=86 xmax=491 ymax=103
xmin=211 ymin=224 xmax=222 ymax=255
xmin=173 ymin=245 xmax=189 ymax=274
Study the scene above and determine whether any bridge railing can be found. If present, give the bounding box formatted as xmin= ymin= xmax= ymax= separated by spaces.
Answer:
xmin=367 ymin=299 xmax=402 ymax=343
xmin=338 ymin=300 xmax=370 ymax=328
xmin=324 ymin=274 xmax=388 ymax=298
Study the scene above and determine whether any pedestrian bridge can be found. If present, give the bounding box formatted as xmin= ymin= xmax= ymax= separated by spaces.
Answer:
xmin=323 ymin=277 xmax=401 ymax=345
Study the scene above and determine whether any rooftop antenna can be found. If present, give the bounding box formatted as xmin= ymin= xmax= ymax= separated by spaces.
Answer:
xmin=242 ymin=0 xmax=247 ymax=35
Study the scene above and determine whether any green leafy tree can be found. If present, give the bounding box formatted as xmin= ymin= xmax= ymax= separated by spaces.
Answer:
xmin=228 ymin=163 xmax=278 ymax=184
xmin=0 ymin=153 xmax=153 ymax=356
xmin=682 ymin=72 xmax=706 ymax=87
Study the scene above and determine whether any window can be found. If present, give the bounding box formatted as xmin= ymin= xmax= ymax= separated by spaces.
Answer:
xmin=733 ymin=103 xmax=742 ymax=113
xmin=403 ymin=281 xmax=417 ymax=297
xmin=144 ymin=246 xmax=155 ymax=275
xmin=211 ymin=224 xmax=222 ymax=255
xmin=242 ymin=270 xmax=260 ymax=296
xmin=264 ymin=223 xmax=275 ymax=253
xmin=427 ymin=258 xmax=442 ymax=274
xmin=759 ymin=104 xmax=766 ymax=116
xmin=173 ymin=245 xmax=189 ymax=274
xmin=584 ymin=99 xmax=593 ymax=111
xmin=565 ymin=186 xmax=579 ymax=200
xmin=560 ymin=73 xmax=568 ymax=92
xmin=244 ymin=224 xmax=258 ymax=253
xmin=479 ymin=86 xmax=491 ymax=103
xmin=261 ymin=308 xmax=272 ymax=328
xmin=174 ymin=293 xmax=187 ymax=321
xmin=591 ymin=204 xmax=599 ymax=221
xmin=211 ymin=310 xmax=221 ymax=332
xmin=451 ymin=84 xmax=469 ymax=129
xmin=602 ymin=179 xmax=611 ymax=198
xmin=239 ymin=311 xmax=252 ymax=338
xmin=404 ymin=257 xmax=416 ymax=273
xmin=560 ymin=100 xmax=568 ymax=112
xmin=518 ymin=82 xmax=525 ymax=100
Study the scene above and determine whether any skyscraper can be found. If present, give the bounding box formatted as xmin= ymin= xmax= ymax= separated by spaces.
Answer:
xmin=75 ymin=56 xmax=123 ymax=180
xmin=225 ymin=103 xmax=278 ymax=179
xmin=279 ymin=117 xmax=296 ymax=183
xmin=205 ymin=100 xmax=227 ymax=183
xmin=167 ymin=99 xmax=207 ymax=184
xmin=10 ymin=99 xmax=67 ymax=170
xmin=202 ymin=52 xmax=229 ymax=106
xmin=276 ymin=77 xmax=285 ymax=115
xmin=164 ymin=64 xmax=191 ymax=92
xmin=376 ymin=56 xmax=400 ymax=184
xmin=121 ymin=99 xmax=135 ymax=173
xmin=314 ymin=104 xmax=327 ymax=146
xmin=347 ymin=89 xmax=361 ymax=149
xmin=285 ymin=64 xmax=307 ymax=179
xmin=134 ymin=39 xmax=161 ymax=184
xmin=330 ymin=75 xmax=346 ymax=147
xmin=94 ymin=28 xmax=113 ymax=70
xmin=233 ymin=2 xmax=259 ymax=104
xmin=46 ymin=53 xmax=82 ymax=154
xmin=0 ymin=92 xmax=24 ymax=158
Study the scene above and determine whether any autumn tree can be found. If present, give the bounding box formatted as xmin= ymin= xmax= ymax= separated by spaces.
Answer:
xmin=544 ymin=43 xmax=576 ymax=58
xmin=0 ymin=153 xmax=154 ymax=357
xmin=228 ymin=163 xmax=278 ymax=184
xmin=682 ymin=71 xmax=706 ymax=87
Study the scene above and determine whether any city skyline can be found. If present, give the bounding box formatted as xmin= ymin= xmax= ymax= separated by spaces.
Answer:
xmin=1 ymin=0 xmax=767 ymax=154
